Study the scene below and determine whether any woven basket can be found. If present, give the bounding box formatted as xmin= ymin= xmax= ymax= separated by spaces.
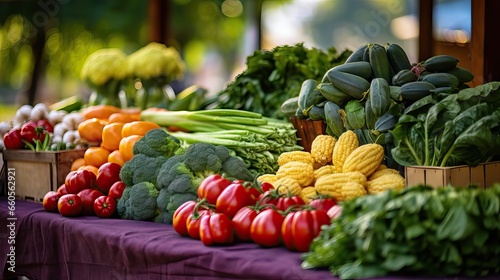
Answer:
xmin=289 ymin=117 xmax=326 ymax=152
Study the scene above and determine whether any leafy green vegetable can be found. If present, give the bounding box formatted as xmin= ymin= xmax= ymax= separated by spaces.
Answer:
xmin=302 ymin=185 xmax=500 ymax=279
xmin=213 ymin=43 xmax=351 ymax=119
xmin=392 ymin=82 xmax=500 ymax=167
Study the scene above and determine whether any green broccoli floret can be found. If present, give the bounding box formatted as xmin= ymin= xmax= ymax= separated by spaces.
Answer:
xmin=183 ymin=143 xmax=230 ymax=176
xmin=156 ymin=188 xmax=171 ymax=211
xmin=167 ymin=192 xmax=197 ymax=213
xmin=117 ymin=186 xmax=132 ymax=217
xmin=221 ymin=156 xmax=255 ymax=182
xmin=132 ymin=128 xmax=181 ymax=158
xmin=118 ymin=182 xmax=159 ymax=221
xmin=154 ymin=211 xmax=173 ymax=224
xmin=120 ymin=154 xmax=167 ymax=187
xmin=155 ymin=187 xmax=197 ymax=224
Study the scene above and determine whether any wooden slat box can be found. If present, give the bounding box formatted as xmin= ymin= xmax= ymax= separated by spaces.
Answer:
xmin=2 ymin=149 xmax=86 ymax=202
xmin=405 ymin=162 xmax=500 ymax=189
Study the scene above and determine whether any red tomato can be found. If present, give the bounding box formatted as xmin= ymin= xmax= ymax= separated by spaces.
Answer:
xmin=327 ymin=205 xmax=343 ymax=220
xmin=281 ymin=209 xmax=331 ymax=252
xmin=199 ymin=212 xmax=234 ymax=246
xmin=173 ymin=200 xmax=197 ymax=236
xmin=231 ymin=206 xmax=259 ymax=242
xmin=259 ymin=182 xmax=274 ymax=193
xmin=93 ymin=195 xmax=117 ymax=218
xmin=258 ymin=190 xmax=305 ymax=211
xmin=42 ymin=191 xmax=59 ymax=212
xmin=56 ymin=184 xmax=68 ymax=196
xmin=57 ymin=194 xmax=83 ymax=217
xmin=186 ymin=208 xmax=211 ymax=240
xmin=216 ymin=181 xmax=254 ymax=218
xmin=96 ymin=162 xmax=122 ymax=194
xmin=197 ymin=174 xmax=232 ymax=204
xmin=250 ymin=208 xmax=285 ymax=247
xmin=309 ymin=197 xmax=337 ymax=212
xmin=3 ymin=128 xmax=24 ymax=149
xmin=77 ymin=189 xmax=105 ymax=216
xmin=108 ymin=181 xmax=126 ymax=200
xmin=65 ymin=169 xmax=97 ymax=194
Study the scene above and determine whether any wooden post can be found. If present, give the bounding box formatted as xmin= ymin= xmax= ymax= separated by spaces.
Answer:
xmin=418 ymin=0 xmax=434 ymax=62
xmin=148 ymin=0 xmax=171 ymax=44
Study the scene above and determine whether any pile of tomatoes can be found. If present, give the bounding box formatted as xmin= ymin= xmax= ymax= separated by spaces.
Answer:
xmin=173 ymin=174 xmax=343 ymax=252
xmin=42 ymin=162 xmax=126 ymax=218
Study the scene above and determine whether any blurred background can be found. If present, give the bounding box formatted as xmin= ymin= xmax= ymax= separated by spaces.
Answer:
xmin=0 ymin=0 xmax=470 ymax=120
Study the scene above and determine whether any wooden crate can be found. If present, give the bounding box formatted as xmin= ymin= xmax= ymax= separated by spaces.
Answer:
xmin=2 ymin=149 xmax=86 ymax=202
xmin=405 ymin=161 xmax=500 ymax=189
xmin=289 ymin=117 xmax=326 ymax=152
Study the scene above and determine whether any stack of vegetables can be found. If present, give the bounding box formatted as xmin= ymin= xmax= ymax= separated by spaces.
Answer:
xmin=257 ymin=131 xmax=405 ymax=204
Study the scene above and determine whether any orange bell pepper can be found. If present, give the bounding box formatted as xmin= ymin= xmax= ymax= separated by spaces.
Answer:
xmin=121 ymin=121 xmax=160 ymax=138
xmin=78 ymin=118 xmax=108 ymax=143
xmin=101 ymin=122 xmax=125 ymax=151
xmin=108 ymin=112 xmax=141 ymax=124
xmin=70 ymin=157 xmax=86 ymax=172
xmin=108 ymin=150 xmax=126 ymax=167
xmin=81 ymin=105 xmax=122 ymax=120
xmin=119 ymin=135 xmax=143 ymax=162
xmin=84 ymin=147 xmax=111 ymax=168
xmin=78 ymin=165 xmax=99 ymax=177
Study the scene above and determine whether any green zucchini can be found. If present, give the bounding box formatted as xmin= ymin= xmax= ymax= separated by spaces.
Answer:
xmin=446 ymin=67 xmax=474 ymax=83
xmin=385 ymin=43 xmax=412 ymax=73
xmin=326 ymin=70 xmax=370 ymax=100
xmin=424 ymin=55 xmax=458 ymax=72
xmin=281 ymin=96 xmax=299 ymax=117
xmin=392 ymin=69 xmax=417 ymax=86
xmin=345 ymin=44 xmax=369 ymax=63
xmin=329 ymin=61 xmax=373 ymax=80
xmin=400 ymin=81 xmax=436 ymax=101
xmin=421 ymin=72 xmax=460 ymax=88
xmin=324 ymin=101 xmax=345 ymax=138
xmin=369 ymin=43 xmax=391 ymax=84
xmin=298 ymin=79 xmax=325 ymax=116
xmin=369 ymin=78 xmax=391 ymax=118
xmin=317 ymin=82 xmax=351 ymax=105
xmin=389 ymin=86 xmax=402 ymax=101
xmin=308 ymin=105 xmax=325 ymax=121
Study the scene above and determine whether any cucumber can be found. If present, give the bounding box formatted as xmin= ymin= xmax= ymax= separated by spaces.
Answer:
xmin=298 ymin=79 xmax=325 ymax=116
xmin=389 ymin=86 xmax=402 ymax=101
xmin=369 ymin=43 xmax=391 ymax=84
xmin=281 ymin=97 xmax=299 ymax=117
xmin=345 ymin=44 xmax=369 ymax=63
xmin=330 ymin=61 xmax=373 ymax=80
xmin=369 ymin=78 xmax=391 ymax=118
xmin=308 ymin=105 xmax=325 ymax=121
xmin=49 ymin=96 xmax=83 ymax=113
xmin=392 ymin=69 xmax=417 ymax=86
xmin=324 ymin=101 xmax=345 ymax=138
xmin=424 ymin=55 xmax=458 ymax=72
xmin=317 ymin=82 xmax=352 ymax=105
xmin=421 ymin=72 xmax=460 ymax=88
xmin=385 ymin=43 xmax=412 ymax=73
xmin=374 ymin=111 xmax=398 ymax=133
xmin=400 ymin=81 xmax=436 ymax=101
xmin=326 ymin=70 xmax=370 ymax=100
xmin=446 ymin=67 xmax=474 ymax=83
xmin=364 ymin=98 xmax=376 ymax=130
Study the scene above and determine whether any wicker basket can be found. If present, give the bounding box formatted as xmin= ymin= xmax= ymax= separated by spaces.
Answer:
xmin=289 ymin=117 xmax=326 ymax=152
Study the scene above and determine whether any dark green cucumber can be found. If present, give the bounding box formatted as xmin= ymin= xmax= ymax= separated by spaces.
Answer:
xmin=446 ymin=67 xmax=474 ymax=83
xmin=369 ymin=43 xmax=391 ymax=84
xmin=317 ymin=82 xmax=352 ymax=105
xmin=281 ymin=96 xmax=299 ymax=117
xmin=385 ymin=43 xmax=412 ymax=73
xmin=364 ymin=98 xmax=376 ymax=130
xmin=424 ymin=55 xmax=458 ymax=72
xmin=345 ymin=44 xmax=369 ymax=63
xmin=400 ymin=81 xmax=436 ymax=101
xmin=326 ymin=70 xmax=370 ymax=99
xmin=308 ymin=105 xmax=325 ymax=121
xmin=421 ymin=72 xmax=460 ymax=88
xmin=374 ymin=111 xmax=398 ymax=133
xmin=295 ymin=107 xmax=308 ymax=119
xmin=298 ymin=79 xmax=325 ymax=115
xmin=389 ymin=86 xmax=402 ymax=101
xmin=369 ymin=78 xmax=391 ymax=118
xmin=324 ymin=101 xmax=345 ymax=138
xmin=330 ymin=61 xmax=373 ymax=80
xmin=392 ymin=69 xmax=417 ymax=86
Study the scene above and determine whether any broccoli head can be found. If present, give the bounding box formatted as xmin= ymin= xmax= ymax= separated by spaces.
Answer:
xmin=117 ymin=186 xmax=132 ymax=217
xmin=166 ymin=192 xmax=198 ymax=213
xmin=132 ymin=128 xmax=181 ymax=158
xmin=119 ymin=154 xmax=167 ymax=187
xmin=157 ymin=158 xmax=202 ymax=194
xmin=183 ymin=143 xmax=231 ymax=176
xmin=118 ymin=181 xmax=159 ymax=221
xmin=221 ymin=156 xmax=255 ymax=182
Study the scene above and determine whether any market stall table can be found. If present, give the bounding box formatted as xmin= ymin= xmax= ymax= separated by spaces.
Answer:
xmin=1 ymin=198 xmax=498 ymax=280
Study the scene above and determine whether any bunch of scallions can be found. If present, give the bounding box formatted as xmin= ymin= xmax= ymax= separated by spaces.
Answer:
xmin=140 ymin=109 xmax=303 ymax=176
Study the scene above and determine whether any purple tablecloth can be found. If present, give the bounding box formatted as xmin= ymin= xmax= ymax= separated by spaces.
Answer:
xmin=0 ymin=198 xmax=497 ymax=280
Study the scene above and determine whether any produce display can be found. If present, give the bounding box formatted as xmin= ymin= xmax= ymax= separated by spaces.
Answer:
xmin=2 ymin=39 xmax=500 ymax=280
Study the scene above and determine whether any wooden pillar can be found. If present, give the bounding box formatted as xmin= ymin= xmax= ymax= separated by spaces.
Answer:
xmin=471 ymin=0 xmax=500 ymax=84
xmin=148 ymin=0 xmax=171 ymax=44
xmin=418 ymin=0 xmax=434 ymax=62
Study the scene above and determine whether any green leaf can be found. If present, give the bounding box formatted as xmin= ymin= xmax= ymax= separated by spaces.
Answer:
xmin=436 ymin=204 xmax=469 ymax=240
xmin=382 ymin=254 xmax=418 ymax=271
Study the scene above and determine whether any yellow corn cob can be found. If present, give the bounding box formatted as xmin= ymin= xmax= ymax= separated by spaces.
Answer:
xmin=276 ymin=161 xmax=315 ymax=187
xmin=299 ymin=186 xmax=317 ymax=204
xmin=341 ymin=181 xmax=367 ymax=200
xmin=366 ymin=173 xmax=406 ymax=194
xmin=342 ymin=143 xmax=384 ymax=177
xmin=376 ymin=164 xmax=387 ymax=171
xmin=273 ymin=177 xmax=302 ymax=196
xmin=277 ymin=151 xmax=315 ymax=166
xmin=257 ymin=174 xmax=278 ymax=184
xmin=314 ymin=171 xmax=366 ymax=201
xmin=310 ymin=134 xmax=336 ymax=166
xmin=314 ymin=165 xmax=336 ymax=181
xmin=332 ymin=130 xmax=359 ymax=172
xmin=368 ymin=168 xmax=400 ymax=181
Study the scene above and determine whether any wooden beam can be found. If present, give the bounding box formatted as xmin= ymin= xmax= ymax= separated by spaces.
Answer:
xmin=418 ymin=0 xmax=434 ymax=62
xmin=148 ymin=0 xmax=170 ymax=44
xmin=470 ymin=0 xmax=485 ymax=85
